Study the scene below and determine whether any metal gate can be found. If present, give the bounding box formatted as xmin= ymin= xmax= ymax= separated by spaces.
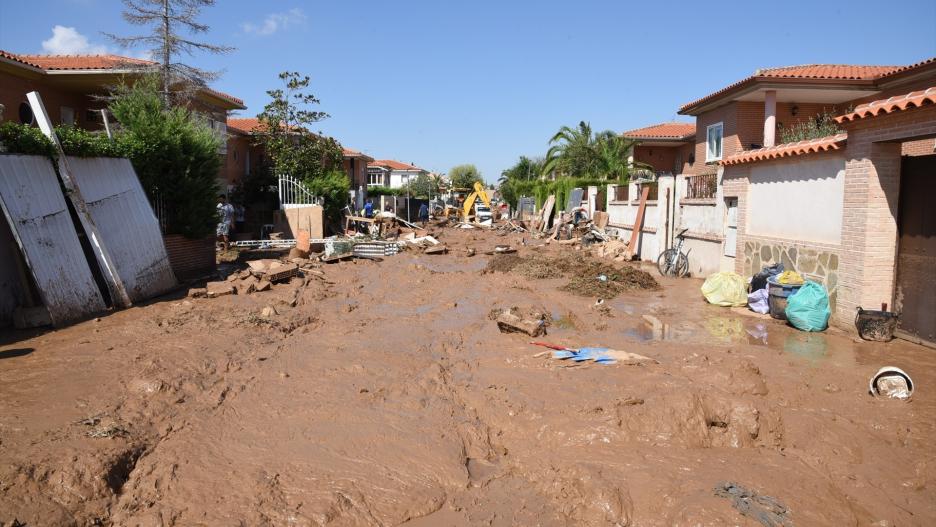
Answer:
xmin=895 ymin=155 xmax=936 ymax=345
xmin=0 ymin=155 xmax=106 ymax=325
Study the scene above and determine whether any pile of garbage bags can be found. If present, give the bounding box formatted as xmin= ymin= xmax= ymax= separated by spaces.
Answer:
xmin=701 ymin=264 xmax=830 ymax=332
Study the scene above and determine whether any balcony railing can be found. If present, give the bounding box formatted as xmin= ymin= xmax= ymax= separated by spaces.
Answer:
xmin=685 ymin=174 xmax=717 ymax=199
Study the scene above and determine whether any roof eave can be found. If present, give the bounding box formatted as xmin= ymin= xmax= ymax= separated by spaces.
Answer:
xmin=679 ymin=77 xmax=881 ymax=116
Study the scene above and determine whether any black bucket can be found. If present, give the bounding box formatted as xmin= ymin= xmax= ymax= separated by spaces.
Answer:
xmin=855 ymin=307 xmax=899 ymax=342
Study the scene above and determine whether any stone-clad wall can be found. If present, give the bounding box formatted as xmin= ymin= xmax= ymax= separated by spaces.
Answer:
xmin=742 ymin=236 xmax=841 ymax=311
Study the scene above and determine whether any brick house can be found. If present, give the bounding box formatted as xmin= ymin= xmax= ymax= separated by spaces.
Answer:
xmin=668 ymin=58 xmax=936 ymax=342
xmin=224 ymin=116 xmax=372 ymax=197
xmin=0 ymin=50 xmax=244 ymax=135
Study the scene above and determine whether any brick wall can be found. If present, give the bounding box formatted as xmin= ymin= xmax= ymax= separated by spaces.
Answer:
xmin=691 ymin=103 xmax=737 ymax=176
xmin=163 ymin=235 xmax=216 ymax=281
xmin=835 ymin=105 xmax=936 ymax=327
xmin=634 ymin=144 xmax=681 ymax=173
xmin=902 ymin=138 xmax=936 ymax=156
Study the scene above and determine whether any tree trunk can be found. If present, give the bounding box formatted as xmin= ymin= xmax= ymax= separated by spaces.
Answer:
xmin=161 ymin=0 xmax=171 ymax=106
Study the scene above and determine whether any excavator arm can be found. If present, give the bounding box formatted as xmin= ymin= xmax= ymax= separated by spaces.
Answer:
xmin=461 ymin=182 xmax=492 ymax=221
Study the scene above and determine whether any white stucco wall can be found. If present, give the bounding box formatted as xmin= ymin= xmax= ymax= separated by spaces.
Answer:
xmin=746 ymin=154 xmax=845 ymax=244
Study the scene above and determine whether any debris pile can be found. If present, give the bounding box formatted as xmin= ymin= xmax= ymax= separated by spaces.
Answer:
xmin=487 ymin=253 xmax=660 ymax=299
xmin=191 ymin=257 xmax=321 ymax=299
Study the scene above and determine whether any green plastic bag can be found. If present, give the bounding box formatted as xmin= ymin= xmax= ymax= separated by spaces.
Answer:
xmin=785 ymin=281 xmax=830 ymax=332
xmin=701 ymin=272 xmax=748 ymax=307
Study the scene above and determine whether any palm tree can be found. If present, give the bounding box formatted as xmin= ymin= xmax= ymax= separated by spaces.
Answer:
xmin=499 ymin=156 xmax=542 ymax=185
xmin=541 ymin=121 xmax=603 ymax=179
xmin=595 ymin=131 xmax=652 ymax=181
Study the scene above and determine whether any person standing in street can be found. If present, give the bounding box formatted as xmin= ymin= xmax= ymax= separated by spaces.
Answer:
xmin=418 ymin=202 xmax=429 ymax=226
xmin=216 ymin=195 xmax=235 ymax=251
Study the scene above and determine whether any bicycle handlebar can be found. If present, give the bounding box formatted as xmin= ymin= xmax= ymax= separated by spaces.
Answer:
xmin=677 ymin=228 xmax=689 ymax=237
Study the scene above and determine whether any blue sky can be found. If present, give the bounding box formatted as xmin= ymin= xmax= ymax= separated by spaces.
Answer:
xmin=1 ymin=1 xmax=935 ymax=182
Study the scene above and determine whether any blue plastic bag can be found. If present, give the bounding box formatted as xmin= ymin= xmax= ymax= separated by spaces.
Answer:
xmin=784 ymin=281 xmax=830 ymax=332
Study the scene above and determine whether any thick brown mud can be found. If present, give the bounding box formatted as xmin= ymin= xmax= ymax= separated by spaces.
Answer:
xmin=1 ymin=228 xmax=934 ymax=526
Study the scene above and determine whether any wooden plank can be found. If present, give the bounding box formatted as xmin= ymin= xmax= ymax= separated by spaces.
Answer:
xmin=624 ymin=185 xmax=650 ymax=260
xmin=540 ymin=195 xmax=556 ymax=232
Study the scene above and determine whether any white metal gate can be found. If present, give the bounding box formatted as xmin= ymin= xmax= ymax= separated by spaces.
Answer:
xmin=0 ymin=155 xmax=106 ymax=325
xmin=278 ymin=175 xmax=323 ymax=209
xmin=68 ymin=156 xmax=177 ymax=301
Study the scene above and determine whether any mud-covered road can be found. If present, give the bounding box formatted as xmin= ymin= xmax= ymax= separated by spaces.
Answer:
xmin=2 ymin=228 xmax=935 ymax=526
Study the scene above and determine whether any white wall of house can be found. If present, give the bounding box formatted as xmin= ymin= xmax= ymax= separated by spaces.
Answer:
xmin=605 ymin=174 xmax=728 ymax=277
xmin=746 ymin=154 xmax=845 ymax=244
xmin=388 ymin=170 xmax=424 ymax=189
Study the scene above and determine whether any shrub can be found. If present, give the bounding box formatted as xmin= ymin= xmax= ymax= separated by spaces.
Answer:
xmin=367 ymin=185 xmax=402 ymax=197
xmin=55 ymin=125 xmax=121 ymax=157
xmin=304 ymin=169 xmax=350 ymax=226
xmin=779 ymin=110 xmax=842 ymax=144
xmin=0 ymin=121 xmax=56 ymax=157
xmin=109 ymin=76 xmax=221 ymax=238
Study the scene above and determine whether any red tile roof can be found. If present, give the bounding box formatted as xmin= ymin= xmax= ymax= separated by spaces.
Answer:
xmin=16 ymin=53 xmax=156 ymax=70
xmin=342 ymin=148 xmax=373 ymax=161
xmin=227 ymin=117 xmax=263 ymax=134
xmin=835 ymin=87 xmax=936 ymax=123
xmin=622 ymin=122 xmax=695 ymax=140
xmin=721 ymin=133 xmax=847 ymax=166
xmin=228 ymin=118 xmax=369 ymax=159
xmin=2 ymin=51 xmax=243 ymax=108
xmin=756 ymin=64 xmax=898 ymax=80
xmin=875 ymin=57 xmax=936 ymax=81
xmin=679 ymin=64 xmax=901 ymax=115
xmin=368 ymin=159 xmax=425 ymax=171
xmin=0 ymin=49 xmax=42 ymax=69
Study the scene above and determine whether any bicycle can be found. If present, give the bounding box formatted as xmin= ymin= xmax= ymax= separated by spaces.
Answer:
xmin=657 ymin=228 xmax=690 ymax=277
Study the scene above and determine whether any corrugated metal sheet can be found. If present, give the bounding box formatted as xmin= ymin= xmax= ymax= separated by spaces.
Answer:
xmin=67 ymin=156 xmax=177 ymax=302
xmin=0 ymin=212 xmax=25 ymax=326
xmin=0 ymin=155 xmax=106 ymax=325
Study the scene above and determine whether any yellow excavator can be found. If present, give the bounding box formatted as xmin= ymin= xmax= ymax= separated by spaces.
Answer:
xmin=461 ymin=181 xmax=493 ymax=223
xmin=442 ymin=181 xmax=493 ymax=223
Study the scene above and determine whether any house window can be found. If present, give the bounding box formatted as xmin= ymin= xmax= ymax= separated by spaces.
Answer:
xmin=706 ymin=122 xmax=723 ymax=162
xmin=368 ymin=171 xmax=384 ymax=186
xmin=61 ymin=107 xmax=75 ymax=126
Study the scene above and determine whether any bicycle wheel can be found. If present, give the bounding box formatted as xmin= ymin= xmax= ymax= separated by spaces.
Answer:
xmin=657 ymin=249 xmax=678 ymax=277
xmin=674 ymin=252 xmax=690 ymax=277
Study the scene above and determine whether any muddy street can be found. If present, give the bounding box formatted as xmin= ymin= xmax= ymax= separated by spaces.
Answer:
xmin=1 ymin=228 xmax=935 ymax=526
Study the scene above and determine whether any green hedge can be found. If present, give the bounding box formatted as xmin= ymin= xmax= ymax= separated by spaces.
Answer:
xmin=500 ymin=176 xmax=616 ymax=211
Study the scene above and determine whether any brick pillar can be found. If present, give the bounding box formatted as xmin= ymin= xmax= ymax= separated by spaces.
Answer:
xmin=836 ymin=141 xmax=901 ymax=325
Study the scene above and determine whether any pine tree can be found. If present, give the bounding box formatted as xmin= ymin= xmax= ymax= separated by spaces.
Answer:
xmin=105 ymin=0 xmax=233 ymax=105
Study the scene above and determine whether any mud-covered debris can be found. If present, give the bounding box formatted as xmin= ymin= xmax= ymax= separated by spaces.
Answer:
xmin=424 ymin=245 xmax=448 ymax=255
xmin=187 ymin=287 xmax=207 ymax=298
xmin=714 ymin=482 xmax=792 ymax=527
xmin=492 ymin=306 xmax=550 ymax=337
xmin=256 ymin=279 xmax=272 ymax=292
xmin=485 ymin=253 xmax=523 ymax=273
xmin=206 ymin=281 xmax=235 ymax=298
xmin=261 ymin=306 xmax=277 ymax=318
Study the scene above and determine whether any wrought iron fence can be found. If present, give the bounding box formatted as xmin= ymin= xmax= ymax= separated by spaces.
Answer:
xmin=148 ymin=188 xmax=168 ymax=233
xmin=685 ymin=174 xmax=717 ymax=199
